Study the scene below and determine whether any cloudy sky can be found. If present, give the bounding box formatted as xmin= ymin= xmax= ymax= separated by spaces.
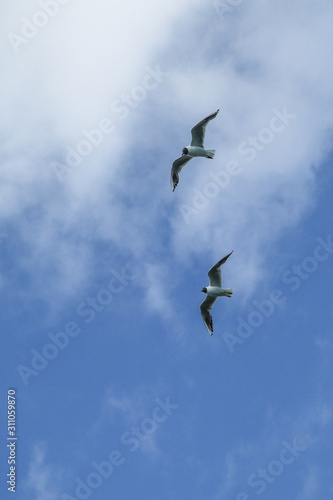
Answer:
xmin=1 ymin=0 xmax=333 ymax=499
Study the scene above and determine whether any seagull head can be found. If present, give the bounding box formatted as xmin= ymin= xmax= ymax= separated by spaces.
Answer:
xmin=201 ymin=287 xmax=208 ymax=293
xmin=182 ymin=147 xmax=188 ymax=155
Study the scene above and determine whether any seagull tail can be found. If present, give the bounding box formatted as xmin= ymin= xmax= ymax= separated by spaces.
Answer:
xmin=223 ymin=288 xmax=233 ymax=297
xmin=206 ymin=149 xmax=216 ymax=159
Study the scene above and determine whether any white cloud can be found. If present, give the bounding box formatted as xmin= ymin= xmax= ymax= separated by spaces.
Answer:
xmin=212 ymin=441 xmax=257 ymax=499
xmin=1 ymin=0 xmax=333 ymax=319
xmin=91 ymin=387 xmax=176 ymax=461
xmin=211 ymin=395 xmax=333 ymax=499
xmin=26 ymin=442 xmax=61 ymax=500
xmin=143 ymin=263 xmax=175 ymax=319
xmin=298 ymin=464 xmax=320 ymax=500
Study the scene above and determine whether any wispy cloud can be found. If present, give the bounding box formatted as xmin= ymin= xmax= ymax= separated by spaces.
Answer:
xmin=26 ymin=442 xmax=61 ymax=500
xmin=143 ymin=263 xmax=175 ymax=320
xmin=2 ymin=0 xmax=333 ymax=317
xmin=297 ymin=464 xmax=320 ymax=500
xmin=211 ymin=395 xmax=332 ymax=500
xmin=91 ymin=387 xmax=179 ymax=460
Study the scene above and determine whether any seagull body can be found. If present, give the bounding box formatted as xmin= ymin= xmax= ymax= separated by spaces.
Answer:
xmin=202 ymin=285 xmax=233 ymax=298
xmin=183 ymin=146 xmax=215 ymax=158
xmin=170 ymin=109 xmax=219 ymax=191
xmin=200 ymin=251 xmax=233 ymax=336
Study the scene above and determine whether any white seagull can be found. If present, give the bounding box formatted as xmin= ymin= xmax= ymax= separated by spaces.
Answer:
xmin=200 ymin=251 xmax=233 ymax=336
xmin=170 ymin=109 xmax=220 ymax=191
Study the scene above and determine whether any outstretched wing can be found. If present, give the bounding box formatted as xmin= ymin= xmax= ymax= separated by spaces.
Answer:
xmin=200 ymin=295 xmax=218 ymax=335
xmin=190 ymin=109 xmax=219 ymax=148
xmin=208 ymin=251 xmax=233 ymax=287
xmin=170 ymin=155 xmax=192 ymax=191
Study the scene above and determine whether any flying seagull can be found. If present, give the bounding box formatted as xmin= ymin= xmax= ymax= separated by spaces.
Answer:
xmin=170 ymin=109 xmax=220 ymax=191
xmin=200 ymin=251 xmax=233 ymax=336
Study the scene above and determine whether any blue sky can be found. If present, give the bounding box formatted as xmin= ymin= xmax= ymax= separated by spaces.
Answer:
xmin=1 ymin=0 xmax=333 ymax=499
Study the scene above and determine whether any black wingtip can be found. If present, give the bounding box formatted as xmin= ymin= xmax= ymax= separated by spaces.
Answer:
xmin=171 ymin=175 xmax=179 ymax=192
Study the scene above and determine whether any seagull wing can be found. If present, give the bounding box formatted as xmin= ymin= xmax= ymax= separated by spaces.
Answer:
xmin=200 ymin=295 xmax=218 ymax=335
xmin=208 ymin=251 xmax=233 ymax=287
xmin=190 ymin=109 xmax=220 ymax=148
xmin=170 ymin=155 xmax=192 ymax=191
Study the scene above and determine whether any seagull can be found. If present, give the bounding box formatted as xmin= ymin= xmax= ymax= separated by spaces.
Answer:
xmin=170 ymin=109 xmax=220 ymax=191
xmin=200 ymin=251 xmax=233 ymax=336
